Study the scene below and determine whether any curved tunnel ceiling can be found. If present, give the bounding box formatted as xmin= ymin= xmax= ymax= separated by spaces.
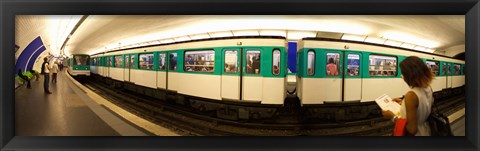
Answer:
xmin=17 ymin=15 xmax=465 ymax=58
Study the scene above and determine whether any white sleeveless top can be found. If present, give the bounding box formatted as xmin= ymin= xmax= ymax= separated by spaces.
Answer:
xmin=400 ymin=87 xmax=433 ymax=136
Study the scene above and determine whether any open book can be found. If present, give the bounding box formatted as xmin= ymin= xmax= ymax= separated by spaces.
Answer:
xmin=375 ymin=94 xmax=401 ymax=117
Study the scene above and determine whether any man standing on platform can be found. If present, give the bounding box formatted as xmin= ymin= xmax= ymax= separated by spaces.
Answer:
xmin=41 ymin=57 xmax=52 ymax=94
xmin=52 ymin=61 xmax=59 ymax=84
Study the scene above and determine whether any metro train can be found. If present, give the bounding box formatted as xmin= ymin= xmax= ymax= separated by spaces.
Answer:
xmin=297 ymin=38 xmax=464 ymax=120
xmin=91 ymin=37 xmax=287 ymax=120
xmin=89 ymin=36 xmax=465 ymax=121
xmin=67 ymin=54 xmax=91 ymax=76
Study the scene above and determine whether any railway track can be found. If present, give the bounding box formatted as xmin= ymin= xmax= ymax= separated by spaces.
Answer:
xmin=76 ymin=77 xmax=465 ymax=136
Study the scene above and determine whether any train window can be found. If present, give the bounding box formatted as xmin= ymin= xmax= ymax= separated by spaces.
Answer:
xmin=130 ymin=55 xmax=135 ymax=68
xmin=347 ymin=54 xmax=360 ymax=76
xmin=426 ymin=60 xmax=440 ymax=76
xmin=326 ymin=53 xmax=340 ymax=76
xmin=454 ymin=64 xmax=461 ymax=75
xmin=74 ymin=55 xmax=89 ymax=66
xmin=368 ymin=55 xmax=397 ymax=76
xmin=185 ymin=50 xmax=215 ymax=72
xmin=462 ymin=66 xmax=465 ymax=75
xmin=246 ymin=50 xmax=261 ymax=74
xmin=447 ymin=64 xmax=451 ymax=75
xmin=158 ymin=53 xmax=166 ymax=70
xmin=441 ymin=63 xmax=446 ymax=75
xmin=106 ymin=57 xmax=112 ymax=67
xmin=224 ymin=50 xmax=237 ymax=73
xmin=307 ymin=50 xmax=315 ymax=76
xmin=169 ymin=53 xmax=177 ymax=70
xmin=139 ymin=53 xmax=154 ymax=70
xmin=272 ymin=49 xmax=281 ymax=76
xmin=125 ymin=55 xmax=130 ymax=68
xmin=114 ymin=55 xmax=122 ymax=68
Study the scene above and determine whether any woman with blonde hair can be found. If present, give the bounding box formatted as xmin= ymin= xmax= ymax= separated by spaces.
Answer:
xmin=383 ymin=56 xmax=434 ymax=136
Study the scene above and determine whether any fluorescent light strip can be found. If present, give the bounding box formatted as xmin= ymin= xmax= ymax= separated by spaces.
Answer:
xmin=341 ymin=34 xmax=366 ymax=42
xmin=232 ymin=30 xmax=260 ymax=36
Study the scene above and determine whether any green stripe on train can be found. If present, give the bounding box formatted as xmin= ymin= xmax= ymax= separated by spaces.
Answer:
xmin=297 ymin=47 xmax=464 ymax=79
xmin=92 ymin=46 xmax=287 ymax=78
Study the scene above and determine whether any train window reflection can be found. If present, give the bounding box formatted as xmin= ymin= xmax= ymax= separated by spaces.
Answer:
xmin=224 ymin=50 xmax=237 ymax=73
xmin=130 ymin=55 xmax=135 ymax=68
xmin=369 ymin=55 xmax=397 ymax=76
xmin=125 ymin=55 xmax=129 ymax=68
xmin=139 ymin=53 xmax=154 ymax=69
xmin=106 ymin=57 xmax=112 ymax=67
xmin=447 ymin=64 xmax=451 ymax=75
xmin=272 ymin=49 xmax=281 ymax=76
xmin=442 ymin=63 xmax=446 ymax=75
xmin=169 ymin=53 xmax=177 ymax=70
xmin=158 ymin=53 xmax=166 ymax=70
xmin=91 ymin=58 xmax=96 ymax=66
xmin=114 ymin=55 xmax=122 ymax=68
xmin=307 ymin=50 xmax=315 ymax=76
xmin=184 ymin=50 xmax=215 ymax=72
xmin=347 ymin=54 xmax=360 ymax=76
xmin=246 ymin=50 xmax=261 ymax=74
xmin=74 ymin=55 xmax=90 ymax=66
xmin=454 ymin=64 xmax=461 ymax=75
xmin=326 ymin=53 xmax=340 ymax=76
xmin=426 ymin=60 xmax=439 ymax=76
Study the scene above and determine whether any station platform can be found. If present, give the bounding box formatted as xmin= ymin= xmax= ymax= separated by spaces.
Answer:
xmin=15 ymin=70 xmax=179 ymax=136
xmin=449 ymin=109 xmax=465 ymax=136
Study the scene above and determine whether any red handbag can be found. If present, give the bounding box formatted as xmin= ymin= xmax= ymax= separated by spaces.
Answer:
xmin=393 ymin=118 xmax=408 ymax=136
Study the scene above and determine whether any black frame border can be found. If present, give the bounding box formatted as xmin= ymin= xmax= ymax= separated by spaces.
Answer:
xmin=1 ymin=0 xmax=478 ymax=150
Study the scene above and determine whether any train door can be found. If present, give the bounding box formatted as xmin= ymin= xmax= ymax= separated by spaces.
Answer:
xmin=322 ymin=50 xmax=343 ymax=102
xmin=221 ymin=49 xmax=241 ymax=100
xmin=124 ymin=55 xmax=130 ymax=81
xmin=242 ymin=48 xmax=263 ymax=101
xmin=343 ymin=52 xmax=362 ymax=101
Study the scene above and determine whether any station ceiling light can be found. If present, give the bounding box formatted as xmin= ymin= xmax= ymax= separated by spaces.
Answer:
xmin=208 ymin=31 xmax=234 ymax=38
xmin=189 ymin=33 xmax=211 ymax=40
xmin=364 ymin=36 xmax=386 ymax=45
xmin=160 ymin=38 xmax=175 ymax=44
xmin=384 ymin=39 xmax=402 ymax=47
xmin=399 ymin=43 xmax=415 ymax=49
xmin=381 ymin=31 xmax=440 ymax=48
xmin=259 ymin=30 xmax=287 ymax=37
xmin=341 ymin=34 xmax=366 ymax=42
xmin=413 ymin=46 xmax=426 ymax=51
xmin=233 ymin=30 xmax=260 ymax=36
xmin=173 ymin=36 xmax=191 ymax=42
xmin=287 ymin=30 xmax=317 ymax=40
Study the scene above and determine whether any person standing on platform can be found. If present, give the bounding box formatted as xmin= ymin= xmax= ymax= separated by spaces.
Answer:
xmin=382 ymin=56 xmax=434 ymax=136
xmin=51 ymin=61 xmax=60 ymax=84
xmin=41 ymin=57 xmax=52 ymax=94
xmin=59 ymin=62 xmax=63 ymax=71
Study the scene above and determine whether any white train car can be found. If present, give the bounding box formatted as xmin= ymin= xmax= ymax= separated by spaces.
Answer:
xmin=297 ymin=38 xmax=465 ymax=105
